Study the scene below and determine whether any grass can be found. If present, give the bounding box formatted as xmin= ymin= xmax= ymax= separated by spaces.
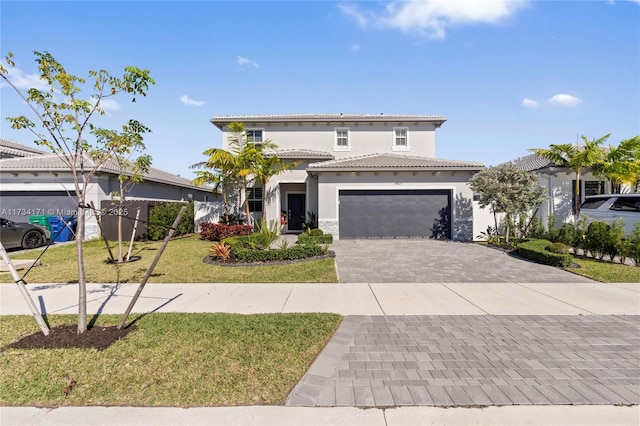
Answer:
xmin=565 ymin=256 xmax=640 ymax=283
xmin=0 ymin=313 xmax=341 ymax=407
xmin=1 ymin=235 xmax=338 ymax=283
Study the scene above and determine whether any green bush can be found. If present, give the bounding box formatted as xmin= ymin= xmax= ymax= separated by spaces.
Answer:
xmin=584 ymin=221 xmax=611 ymax=260
xmin=309 ymin=228 xmax=324 ymax=236
xmin=545 ymin=242 xmax=569 ymax=254
xmin=625 ymin=223 xmax=640 ymax=266
xmin=148 ymin=201 xmax=194 ymax=241
xmin=517 ymin=239 xmax=573 ymax=267
xmin=298 ymin=233 xmax=333 ymax=244
xmin=233 ymin=244 xmax=327 ymax=263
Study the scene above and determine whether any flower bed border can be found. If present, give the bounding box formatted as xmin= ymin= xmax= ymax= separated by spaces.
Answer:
xmin=203 ymin=251 xmax=335 ymax=267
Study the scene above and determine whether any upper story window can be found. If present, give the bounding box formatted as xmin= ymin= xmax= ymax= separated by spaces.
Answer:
xmin=334 ymin=128 xmax=351 ymax=151
xmin=246 ymin=129 xmax=264 ymax=144
xmin=393 ymin=127 xmax=409 ymax=151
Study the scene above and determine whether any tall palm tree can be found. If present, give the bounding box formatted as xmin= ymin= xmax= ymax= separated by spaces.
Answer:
xmin=253 ymin=155 xmax=298 ymax=221
xmin=530 ymin=134 xmax=608 ymax=217
xmin=191 ymin=169 xmax=233 ymax=223
xmin=592 ymin=136 xmax=640 ymax=193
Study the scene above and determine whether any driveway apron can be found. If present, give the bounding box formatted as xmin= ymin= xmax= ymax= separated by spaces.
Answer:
xmin=331 ymin=239 xmax=595 ymax=283
xmin=287 ymin=315 xmax=640 ymax=407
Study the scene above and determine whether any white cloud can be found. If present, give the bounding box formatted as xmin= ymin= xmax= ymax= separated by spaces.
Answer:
xmin=0 ymin=66 xmax=50 ymax=90
xmin=548 ymin=94 xmax=582 ymax=107
xmin=340 ymin=0 xmax=529 ymax=40
xmin=180 ymin=95 xmax=205 ymax=107
xmin=99 ymin=98 xmax=121 ymax=111
xmin=338 ymin=3 xmax=372 ymax=27
xmin=350 ymin=43 xmax=361 ymax=51
xmin=521 ymin=98 xmax=539 ymax=108
xmin=237 ymin=56 xmax=260 ymax=69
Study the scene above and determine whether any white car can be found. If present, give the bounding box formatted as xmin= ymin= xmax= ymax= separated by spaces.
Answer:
xmin=580 ymin=194 xmax=640 ymax=235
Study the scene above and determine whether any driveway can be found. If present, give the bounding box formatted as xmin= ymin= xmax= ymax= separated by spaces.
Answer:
xmin=331 ymin=239 xmax=594 ymax=283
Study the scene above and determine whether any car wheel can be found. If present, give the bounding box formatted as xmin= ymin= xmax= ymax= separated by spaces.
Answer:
xmin=22 ymin=230 xmax=44 ymax=249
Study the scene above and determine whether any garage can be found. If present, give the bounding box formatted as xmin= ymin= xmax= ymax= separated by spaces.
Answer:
xmin=0 ymin=191 xmax=78 ymax=223
xmin=338 ymin=189 xmax=451 ymax=239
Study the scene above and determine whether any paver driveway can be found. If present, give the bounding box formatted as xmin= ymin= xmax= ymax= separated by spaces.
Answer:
xmin=331 ymin=239 xmax=594 ymax=283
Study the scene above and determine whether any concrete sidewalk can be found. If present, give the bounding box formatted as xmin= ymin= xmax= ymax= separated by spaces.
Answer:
xmin=1 ymin=281 xmax=639 ymax=316
xmin=2 ymin=405 xmax=639 ymax=426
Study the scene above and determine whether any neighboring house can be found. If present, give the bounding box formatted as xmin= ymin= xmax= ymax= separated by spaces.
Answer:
xmin=0 ymin=137 xmax=47 ymax=159
xmin=508 ymin=153 xmax=616 ymax=225
xmin=0 ymin=141 xmax=215 ymax=239
xmin=211 ymin=114 xmax=486 ymax=241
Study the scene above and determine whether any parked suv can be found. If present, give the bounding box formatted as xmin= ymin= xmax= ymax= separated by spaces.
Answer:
xmin=580 ymin=194 xmax=640 ymax=235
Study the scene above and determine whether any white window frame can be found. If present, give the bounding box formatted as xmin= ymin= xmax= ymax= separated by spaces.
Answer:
xmin=246 ymin=186 xmax=263 ymax=212
xmin=392 ymin=127 xmax=410 ymax=151
xmin=246 ymin=128 xmax=265 ymax=145
xmin=334 ymin=127 xmax=351 ymax=151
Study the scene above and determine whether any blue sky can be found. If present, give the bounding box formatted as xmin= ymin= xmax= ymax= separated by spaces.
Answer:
xmin=1 ymin=0 xmax=639 ymax=179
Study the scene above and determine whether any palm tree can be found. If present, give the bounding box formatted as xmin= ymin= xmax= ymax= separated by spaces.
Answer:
xmin=191 ymin=169 xmax=232 ymax=223
xmin=192 ymin=122 xmax=276 ymax=225
xmin=530 ymin=134 xmax=608 ymax=217
xmin=592 ymin=136 xmax=640 ymax=193
xmin=253 ymin=155 xmax=298 ymax=221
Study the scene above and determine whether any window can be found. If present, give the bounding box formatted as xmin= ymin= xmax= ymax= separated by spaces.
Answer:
xmin=611 ymin=196 xmax=640 ymax=212
xmin=246 ymin=129 xmax=263 ymax=144
xmin=247 ymin=187 xmax=263 ymax=212
xmin=393 ymin=127 xmax=409 ymax=150
xmin=584 ymin=181 xmax=605 ymax=196
xmin=334 ymin=128 xmax=350 ymax=150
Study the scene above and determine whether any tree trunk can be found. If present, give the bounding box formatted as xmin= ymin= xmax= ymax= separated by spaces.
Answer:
xmin=262 ymin=180 xmax=268 ymax=221
xmin=76 ymin=199 xmax=87 ymax=334
xmin=117 ymin=181 xmax=124 ymax=263
xmin=574 ymin=170 xmax=581 ymax=218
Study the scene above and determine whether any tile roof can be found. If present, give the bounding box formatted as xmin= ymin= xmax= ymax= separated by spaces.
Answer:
xmin=210 ymin=113 xmax=447 ymax=129
xmin=505 ymin=154 xmax=557 ymax=172
xmin=0 ymin=138 xmax=47 ymax=157
xmin=0 ymin=154 xmax=210 ymax=191
xmin=307 ymin=153 xmax=484 ymax=171
xmin=263 ymin=149 xmax=334 ymax=159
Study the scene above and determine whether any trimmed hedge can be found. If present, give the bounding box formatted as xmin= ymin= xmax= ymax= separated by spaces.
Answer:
xmin=233 ymin=244 xmax=327 ymax=263
xmin=200 ymin=223 xmax=253 ymax=241
xmin=148 ymin=202 xmax=195 ymax=241
xmin=297 ymin=233 xmax=333 ymax=245
xmin=517 ymin=239 xmax=573 ymax=268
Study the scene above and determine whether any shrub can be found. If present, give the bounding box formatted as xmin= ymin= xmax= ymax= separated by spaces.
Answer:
xmin=625 ymin=223 xmax=640 ymax=266
xmin=545 ymin=242 xmax=569 ymax=254
xmin=251 ymin=219 xmax=282 ymax=250
xmin=301 ymin=211 xmax=318 ymax=232
xmin=309 ymin=228 xmax=324 ymax=237
xmin=200 ymin=223 xmax=253 ymax=241
xmin=584 ymin=221 xmax=611 ymax=260
xmin=233 ymin=244 xmax=327 ymax=263
xmin=517 ymin=239 xmax=573 ymax=267
xmin=298 ymin=233 xmax=333 ymax=245
xmin=148 ymin=202 xmax=195 ymax=241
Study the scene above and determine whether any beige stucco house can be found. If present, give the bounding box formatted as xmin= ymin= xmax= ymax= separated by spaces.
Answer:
xmin=211 ymin=114 xmax=487 ymax=241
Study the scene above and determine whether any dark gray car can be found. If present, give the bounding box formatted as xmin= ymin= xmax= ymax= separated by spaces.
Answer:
xmin=0 ymin=218 xmax=49 ymax=250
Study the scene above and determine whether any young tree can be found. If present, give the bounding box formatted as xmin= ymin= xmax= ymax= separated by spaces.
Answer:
xmin=96 ymin=121 xmax=153 ymax=263
xmin=530 ymin=134 xmax=608 ymax=217
xmin=0 ymin=51 xmax=154 ymax=334
xmin=469 ymin=163 xmax=547 ymax=244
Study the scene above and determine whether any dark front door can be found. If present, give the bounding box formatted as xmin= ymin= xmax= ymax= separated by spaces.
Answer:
xmin=287 ymin=194 xmax=305 ymax=232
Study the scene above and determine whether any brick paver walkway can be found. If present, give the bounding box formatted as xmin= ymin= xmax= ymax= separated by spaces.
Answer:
xmin=287 ymin=315 xmax=640 ymax=407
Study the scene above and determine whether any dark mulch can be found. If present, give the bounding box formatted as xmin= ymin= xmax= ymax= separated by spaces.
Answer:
xmin=203 ymin=250 xmax=336 ymax=267
xmin=2 ymin=324 xmax=137 ymax=352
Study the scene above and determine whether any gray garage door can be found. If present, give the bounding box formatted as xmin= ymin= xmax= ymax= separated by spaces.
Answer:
xmin=339 ymin=189 xmax=451 ymax=239
xmin=0 ymin=191 xmax=78 ymax=223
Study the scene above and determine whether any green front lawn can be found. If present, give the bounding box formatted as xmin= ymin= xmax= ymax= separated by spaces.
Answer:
xmin=0 ymin=313 xmax=341 ymax=406
xmin=1 ymin=236 xmax=338 ymax=283
xmin=566 ymin=256 xmax=640 ymax=283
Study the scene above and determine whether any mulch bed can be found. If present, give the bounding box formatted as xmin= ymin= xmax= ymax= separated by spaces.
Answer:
xmin=203 ymin=250 xmax=336 ymax=267
xmin=2 ymin=324 xmax=137 ymax=352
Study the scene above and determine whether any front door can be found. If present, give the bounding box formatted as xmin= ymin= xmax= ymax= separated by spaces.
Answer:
xmin=287 ymin=194 xmax=305 ymax=232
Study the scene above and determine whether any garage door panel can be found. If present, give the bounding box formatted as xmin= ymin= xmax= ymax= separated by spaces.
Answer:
xmin=339 ymin=189 xmax=451 ymax=239
xmin=0 ymin=191 xmax=78 ymax=223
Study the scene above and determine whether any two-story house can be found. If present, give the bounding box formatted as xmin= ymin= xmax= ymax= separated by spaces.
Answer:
xmin=211 ymin=114 xmax=485 ymax=241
